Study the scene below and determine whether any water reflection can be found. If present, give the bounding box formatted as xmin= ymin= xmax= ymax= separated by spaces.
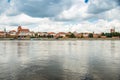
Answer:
xmin=0 ymin=41 xmax=120 ymax=80
xmin=17 ymin=55 xmax=64 ymax=80
xmin=86 ymin=41 xmax=120 ymax=80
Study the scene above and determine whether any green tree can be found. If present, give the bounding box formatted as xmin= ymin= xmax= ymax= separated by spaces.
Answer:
xmin=105 ymin=33 xmax=112 ymax=38
xmin=111 ymin=32 xmax=120 ymax=37
xmin=101 ymin=33 xmax=105 ymax=36
xmin=70 ymin=33 xmax=76 ymax=38
xmin=88 ymin=33 xmax=93 ymax=38
xmin=66 ymin=33 xmax=76 ymax=38
xmin=35 ymin=33 xmax=38 ymax=38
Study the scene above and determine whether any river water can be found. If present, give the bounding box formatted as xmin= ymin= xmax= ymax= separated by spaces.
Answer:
xmin=0 ymin=40 xmax=120 ymax=80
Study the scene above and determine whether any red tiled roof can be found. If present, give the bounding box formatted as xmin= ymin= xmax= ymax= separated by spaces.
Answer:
xmin=58 ymin=32 xmax=66 ymax=34
xmin=0 ymin=31 xmax=4 ymax=33
xmin=48 ymin=32 xmax=56 ymax=34
xmin=9 ymin=30 xmax=16 ymax=33
xmin=19 ymin=29 xmax=29 ymax=32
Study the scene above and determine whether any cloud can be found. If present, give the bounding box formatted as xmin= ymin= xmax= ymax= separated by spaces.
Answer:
xmin=0 ymin=0 xmax=10 ymax=14
xmin=0 ymin=13 xmax=51 ymax=26
xmin=101 ymin=7 xmax=120 ymax=20
xmin=53 ymin=0 xmax=90 ymax=21
xmin=15 ymin=0 xmax=72 ymax=18
xmin=53 ymin=0 xmax=120 ymax=22
xmin=0 ymin=13 xmax=120 ymax=33
xmin=2 ymin=0 xmax=120 ymax=22
xmin=67 ymin=20 xmax=120 ymax=33
xmin=0 ymin=0 xmax=120 ymax=33
xmin=87 ymin=0 xmax=120 ymax=14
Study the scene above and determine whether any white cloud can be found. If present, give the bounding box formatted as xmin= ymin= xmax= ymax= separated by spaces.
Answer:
xmin=28 ymin=19 xmax=120 ymax=33
xmin=55 ymin=0 xmax=91 ymax=21
xmin=0 ymin=13 xmax=51 ymax=26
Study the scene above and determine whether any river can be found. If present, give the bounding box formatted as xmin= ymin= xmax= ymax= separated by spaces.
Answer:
xmin=0 ymin=40 xmax=120 ymax=80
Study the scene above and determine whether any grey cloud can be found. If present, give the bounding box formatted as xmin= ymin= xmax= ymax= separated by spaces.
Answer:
xmin=52 ymin=16 xmax=78 ymax=22
xmin=51 ymin=0 xmax=120 ymax=22
xmin=15 ymin=0 xmax=72 ymax=18
xmin=0 ymin=1 xmax=5 ymax=13
xmin=0 ymin=0 xmax=10 ymax=14
xmin=1 ymin=0 xmax=120 ymax=23
xmin=98 ymin=7 xmax=120 ymax=20
xmin=88 ymin=0 xmax=120 ymax=14
xmin=0 ymin=21 xmax=37 ymax=27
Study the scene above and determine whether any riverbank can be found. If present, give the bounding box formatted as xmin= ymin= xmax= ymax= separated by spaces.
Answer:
xmin=0 ymin=38 xmax=120 ymax=41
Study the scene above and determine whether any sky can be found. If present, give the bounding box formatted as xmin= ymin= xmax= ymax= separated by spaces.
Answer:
xmin=0 ymin=0 xmax=120 ymax=33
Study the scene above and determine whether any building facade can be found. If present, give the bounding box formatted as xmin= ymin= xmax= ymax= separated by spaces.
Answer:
xmin=17 ymin=26 xmax=30 ymax=39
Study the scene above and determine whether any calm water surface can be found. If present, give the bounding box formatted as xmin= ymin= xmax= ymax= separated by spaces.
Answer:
xmin=0 ymin=40 xmax=120 ymax=80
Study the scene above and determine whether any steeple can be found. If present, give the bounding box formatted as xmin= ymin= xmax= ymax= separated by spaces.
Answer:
xmin=4 ymin=28 xmax=6 ymax=38
xmin=18 ymin=26 xmax=22 ymax=32
xmin=4 ymin=28 xmax=6 ymax=33
xmin=110 ymin=26 xmax=115 ymax=33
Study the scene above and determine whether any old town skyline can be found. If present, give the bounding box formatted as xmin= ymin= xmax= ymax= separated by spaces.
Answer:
xmin=0 ymin=25 xmax=120 ymax=40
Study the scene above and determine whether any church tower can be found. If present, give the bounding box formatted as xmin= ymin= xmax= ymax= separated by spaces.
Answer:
xmin=110 ymin=27 xmax=115 ymax=33
xmin=18 ymin=26 xmax=22 ymax=32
